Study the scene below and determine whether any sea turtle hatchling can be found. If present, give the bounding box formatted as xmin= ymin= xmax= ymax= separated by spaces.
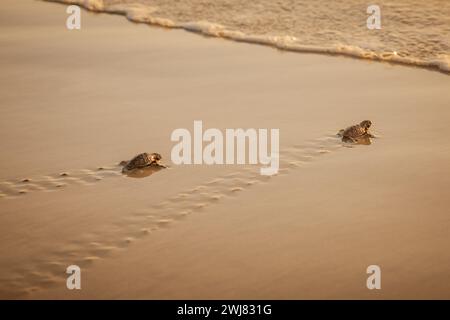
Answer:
xmin=120 ymin=152 xmax=167 ymax=172
xmin=337 ymin=120 xmax=375 ymax=143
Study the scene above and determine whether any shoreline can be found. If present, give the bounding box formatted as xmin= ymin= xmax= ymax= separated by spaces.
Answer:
xmin=45 ymin=0 xmax=450 ymax=75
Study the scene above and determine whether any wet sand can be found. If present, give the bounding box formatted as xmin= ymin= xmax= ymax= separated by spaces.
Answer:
xmin=1 ymin=0 xmax=450 ymax=299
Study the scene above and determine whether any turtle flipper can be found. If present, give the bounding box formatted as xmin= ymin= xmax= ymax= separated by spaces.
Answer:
xmin=148 ymin=162 xmax=168 ymax=169
xmin=119 ymin=160 xmax=128 ymax=166
xmin=342 ymin=136 xmax=356 ymax=143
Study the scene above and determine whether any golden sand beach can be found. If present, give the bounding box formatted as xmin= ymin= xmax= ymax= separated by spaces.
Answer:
xmin=0 ymin=0 xmax=449 ymax=299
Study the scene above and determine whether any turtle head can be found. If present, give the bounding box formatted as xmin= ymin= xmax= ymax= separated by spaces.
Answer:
xmin=360 ymin=120 xmax=372 ymax=132
xmin=150 ymin=153 xmax=162 ymax=164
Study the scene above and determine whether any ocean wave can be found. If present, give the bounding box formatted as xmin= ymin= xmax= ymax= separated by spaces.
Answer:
xmin=46 ymin=0 xmax=449 ymax=73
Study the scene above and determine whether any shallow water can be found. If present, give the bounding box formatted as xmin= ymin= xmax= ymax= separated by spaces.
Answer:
xmin=48 ymin=0 xmax=450 ymax=72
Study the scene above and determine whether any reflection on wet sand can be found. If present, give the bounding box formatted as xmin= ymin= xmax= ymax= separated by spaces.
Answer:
xmin=122 ymin=165 xmax=166 ymax=178
xmin=342 ymin=135 xmax=373 ymax=145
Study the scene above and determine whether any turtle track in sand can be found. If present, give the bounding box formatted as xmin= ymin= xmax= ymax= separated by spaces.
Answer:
xmin=0 ymin=132 xmax=350 ymax=298
xmin=0 ymin=166 xmax=123 ymax=199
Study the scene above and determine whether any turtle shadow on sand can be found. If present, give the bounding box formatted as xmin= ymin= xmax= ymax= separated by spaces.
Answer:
xmin=342 ymin=135 xmax=372 ymax=145
xmin=122 ymin=165 xmax=165 ymax=179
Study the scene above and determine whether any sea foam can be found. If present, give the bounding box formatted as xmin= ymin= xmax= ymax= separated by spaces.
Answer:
xmin=47 ymin=0 xmax=450 ymax=73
